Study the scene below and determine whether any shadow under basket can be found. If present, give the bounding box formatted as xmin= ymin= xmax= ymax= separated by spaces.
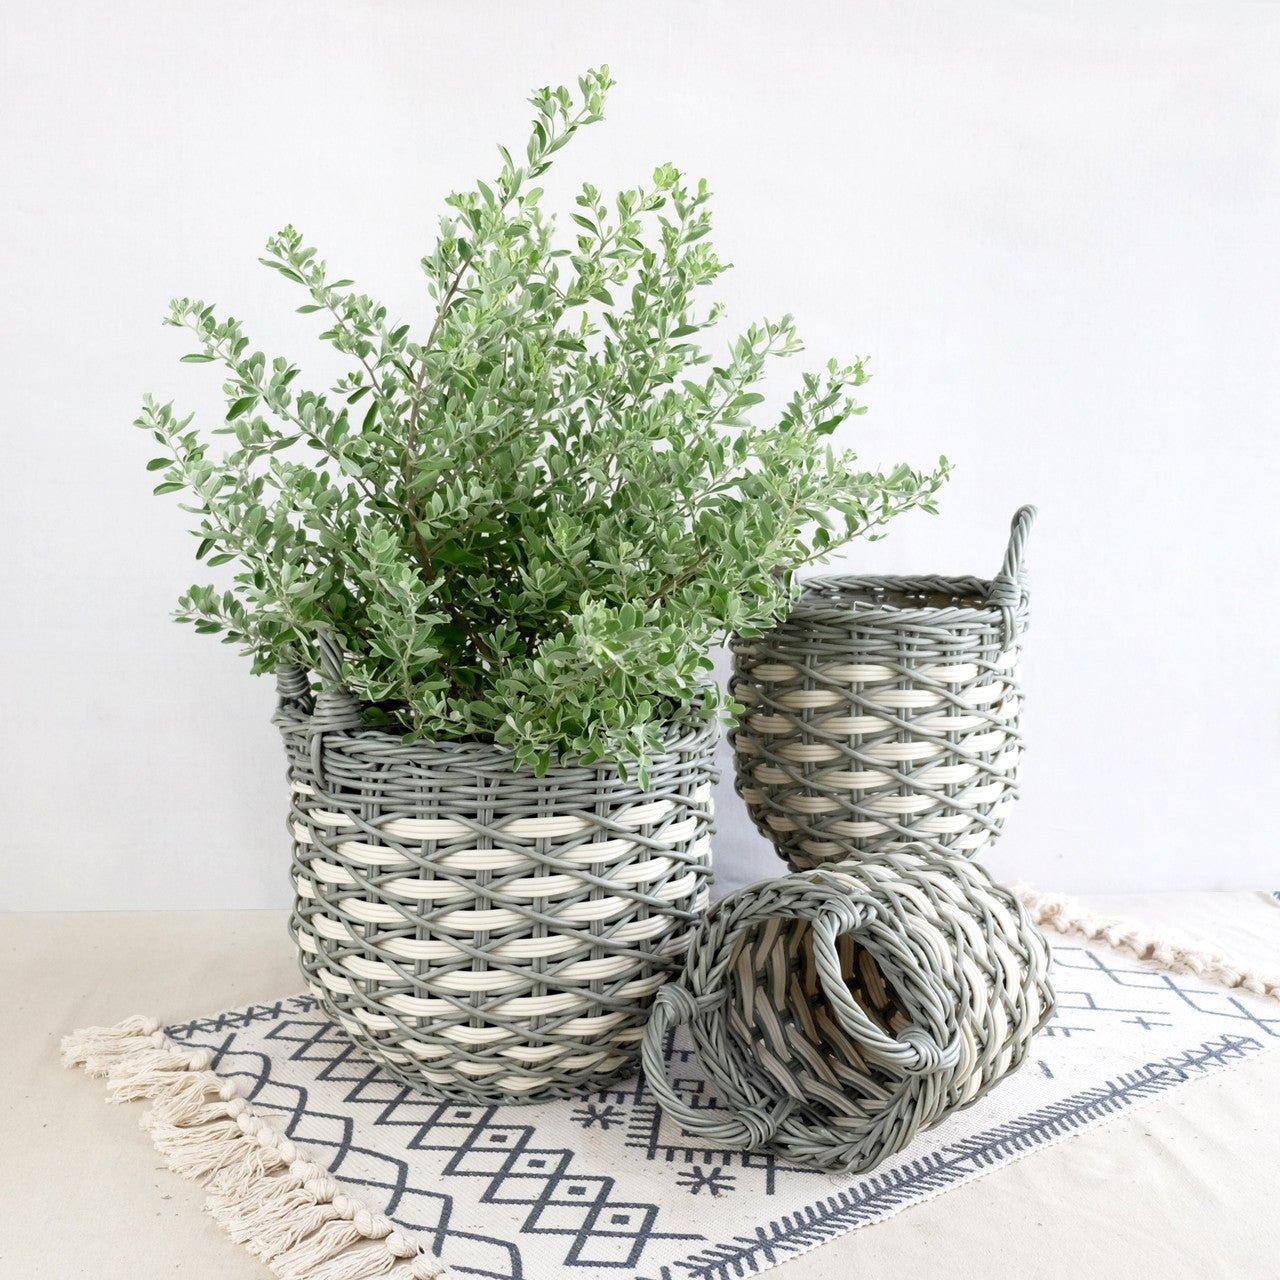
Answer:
xmin=274 ymin=643 xmax=717 ymax=1104
xmin=640 ymin=846 xmax=1055 ymax=1173
xmin=731 ymin=505 xmax=1037 ymax=870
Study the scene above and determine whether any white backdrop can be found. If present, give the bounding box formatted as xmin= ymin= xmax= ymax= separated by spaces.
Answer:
xmin=3 ymin=1 xmax=1277 ymax=910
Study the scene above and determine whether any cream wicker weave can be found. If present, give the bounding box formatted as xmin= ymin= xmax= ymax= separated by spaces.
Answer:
xmin=640 ymin=846 xmax=1055 ymax=1172
xmin=731 ymin=505 xmax=1036 ymax=870
xmin=273 ymin=643 xmax=716 ymax=1103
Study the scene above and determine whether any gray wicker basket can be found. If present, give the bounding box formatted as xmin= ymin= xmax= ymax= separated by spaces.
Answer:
xmin=731 ymin=506 xmax=1036 ymax=870
xmin=640 ymin=846 xmax=1055 ymax=1172
xmin=273 ymin=641 xmax=717 ymax=1103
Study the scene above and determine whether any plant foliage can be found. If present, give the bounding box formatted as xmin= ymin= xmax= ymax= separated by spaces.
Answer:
xmin=140 ymin=67 xmax=948 ymax=772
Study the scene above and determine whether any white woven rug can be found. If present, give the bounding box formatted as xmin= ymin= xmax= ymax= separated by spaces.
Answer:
xmin=71 ymin=937 xmax=1279 ymax=1280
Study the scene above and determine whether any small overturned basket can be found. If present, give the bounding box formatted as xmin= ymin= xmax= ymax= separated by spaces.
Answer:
xmin=274 ymin=639 xmax=716 ymax=1103
xmin=640 ymin=846 xmax=1055 ymax=1172
xmin=732 ymin=505 xmax=1036 ymax=870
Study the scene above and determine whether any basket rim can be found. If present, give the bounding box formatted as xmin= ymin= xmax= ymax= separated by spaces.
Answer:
xmin=790 ymin=572 xmax=1027 ymax=625
xmin=275 ymin=694 xmax=720 ymax=777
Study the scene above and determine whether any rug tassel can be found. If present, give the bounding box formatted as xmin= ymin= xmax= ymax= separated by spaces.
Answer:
xmin=63 ymin=1016 xmax=449 ymax=1278
xmin=272 ymin=1215 xmax=368 ymax=1278
xmin=150 ymin=1117 xmax=277 ymax=1181
xmin=60 ymin=1015 xmax=162 ymax=1076
xmin=107 ymin=1054 xmax=217 ymax=1103
xmin=142 ymin=1073 xmax=237 ymax=1125
xmin=308 ymin=1238 xmax=406 ymax=1280
xmin=212 ymin=1181 xmax=337 ymax=1258
xmin=208 ymin=1161 xmax=339 ymax=1260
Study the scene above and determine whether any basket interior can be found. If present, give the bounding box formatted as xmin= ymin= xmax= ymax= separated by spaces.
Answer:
xmin=802 ymin=581 xmax=989 ymax=612
xmin=720 ymin=915 xmax=913 ymax=1120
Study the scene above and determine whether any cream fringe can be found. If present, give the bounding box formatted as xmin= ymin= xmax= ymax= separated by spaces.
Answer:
xmin=1015 ymin=885 xmax=1280 ymax=1001
xmin=60 ymin=1017 xmax=447 ymax=1279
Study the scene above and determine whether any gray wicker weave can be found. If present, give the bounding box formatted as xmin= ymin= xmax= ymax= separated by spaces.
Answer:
xmin=273 ymin=641 xmax=717 ymax=1103
xmin=731 ymin=506 xmax=1036 ymax=870
xmin=640 ymin=846 xmax=1055 ymax=1172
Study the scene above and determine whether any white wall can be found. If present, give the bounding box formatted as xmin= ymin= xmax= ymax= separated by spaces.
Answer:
xmin=3 ymin=0 xmax=1277 ymax=910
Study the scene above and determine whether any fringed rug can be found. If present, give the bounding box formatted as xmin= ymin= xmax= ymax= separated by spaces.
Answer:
xmin=66 ymin=930 xmax=1279 ymax=1280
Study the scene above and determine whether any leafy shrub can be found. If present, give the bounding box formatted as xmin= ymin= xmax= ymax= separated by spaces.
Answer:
xmin=140 ymin=67 xmax=947 ymax=772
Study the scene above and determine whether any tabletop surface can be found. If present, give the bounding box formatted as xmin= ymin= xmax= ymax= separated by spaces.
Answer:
xmin=4 ymin=890 xmax=1278 ymax=1280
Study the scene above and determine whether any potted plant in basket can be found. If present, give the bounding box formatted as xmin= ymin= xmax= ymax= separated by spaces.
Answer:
xmin=138 ymin=67 xmax=947 ymax=1102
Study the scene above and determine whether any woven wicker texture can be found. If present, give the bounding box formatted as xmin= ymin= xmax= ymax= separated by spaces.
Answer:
xmin=640 ymin=846 xmax=1055 ymax=1172
xmin=273 ymin=646 xmax=717 ymax=1103
xmin=731 ymin=506 xmax=1036 ymax=869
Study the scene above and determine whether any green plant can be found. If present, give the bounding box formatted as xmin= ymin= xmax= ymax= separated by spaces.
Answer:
xmin=140 ymin=67 xmax=947 ymax=772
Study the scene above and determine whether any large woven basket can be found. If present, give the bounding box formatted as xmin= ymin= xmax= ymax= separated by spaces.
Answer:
xmin=273 ymin=643 xmax=716 ymax=1103
xmin=731 ymin=505 xmax=1035 ymax=870
xmin=640 ymin=847 xmax=1055 ymax=1172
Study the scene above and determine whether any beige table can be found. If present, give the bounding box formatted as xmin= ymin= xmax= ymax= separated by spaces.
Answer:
xmin=3 ymin=893 xmax=1278 ymax=1279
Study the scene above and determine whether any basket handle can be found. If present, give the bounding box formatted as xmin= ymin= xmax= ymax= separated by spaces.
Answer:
xmin=640 ymin=985 xmax=795 ymax=1151
xmin=809 ymin=903 xmax=961 ymax=1076
xmin=983 ymin=504 xmax=1037 ymax=646
xmin=306 ymin=630 xmax=364 ymax=783
xmin=274 ymin=664 xmax=314 ymax=715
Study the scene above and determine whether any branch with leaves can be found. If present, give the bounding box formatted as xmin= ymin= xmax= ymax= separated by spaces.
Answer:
xmin=140 ymin=66 xmax=948 ymax=773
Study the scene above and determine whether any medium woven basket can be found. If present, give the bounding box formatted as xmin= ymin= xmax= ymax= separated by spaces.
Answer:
xmin=731 ymin=505 xmax=1036 ymax=870
xmin=640 ymin=847 xmax=1055 ymax=1172
xmin=273 ymin=641 xmax=717 ymax=1103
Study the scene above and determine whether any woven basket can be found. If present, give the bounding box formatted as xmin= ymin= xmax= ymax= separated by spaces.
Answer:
xmin=731 ymin=505 xmax=1036 ymax=870
xmin=273 ymin=641 xmax=717 ymax=1103
xmin=640 ymin=847 xmax=1054 ymax=1172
